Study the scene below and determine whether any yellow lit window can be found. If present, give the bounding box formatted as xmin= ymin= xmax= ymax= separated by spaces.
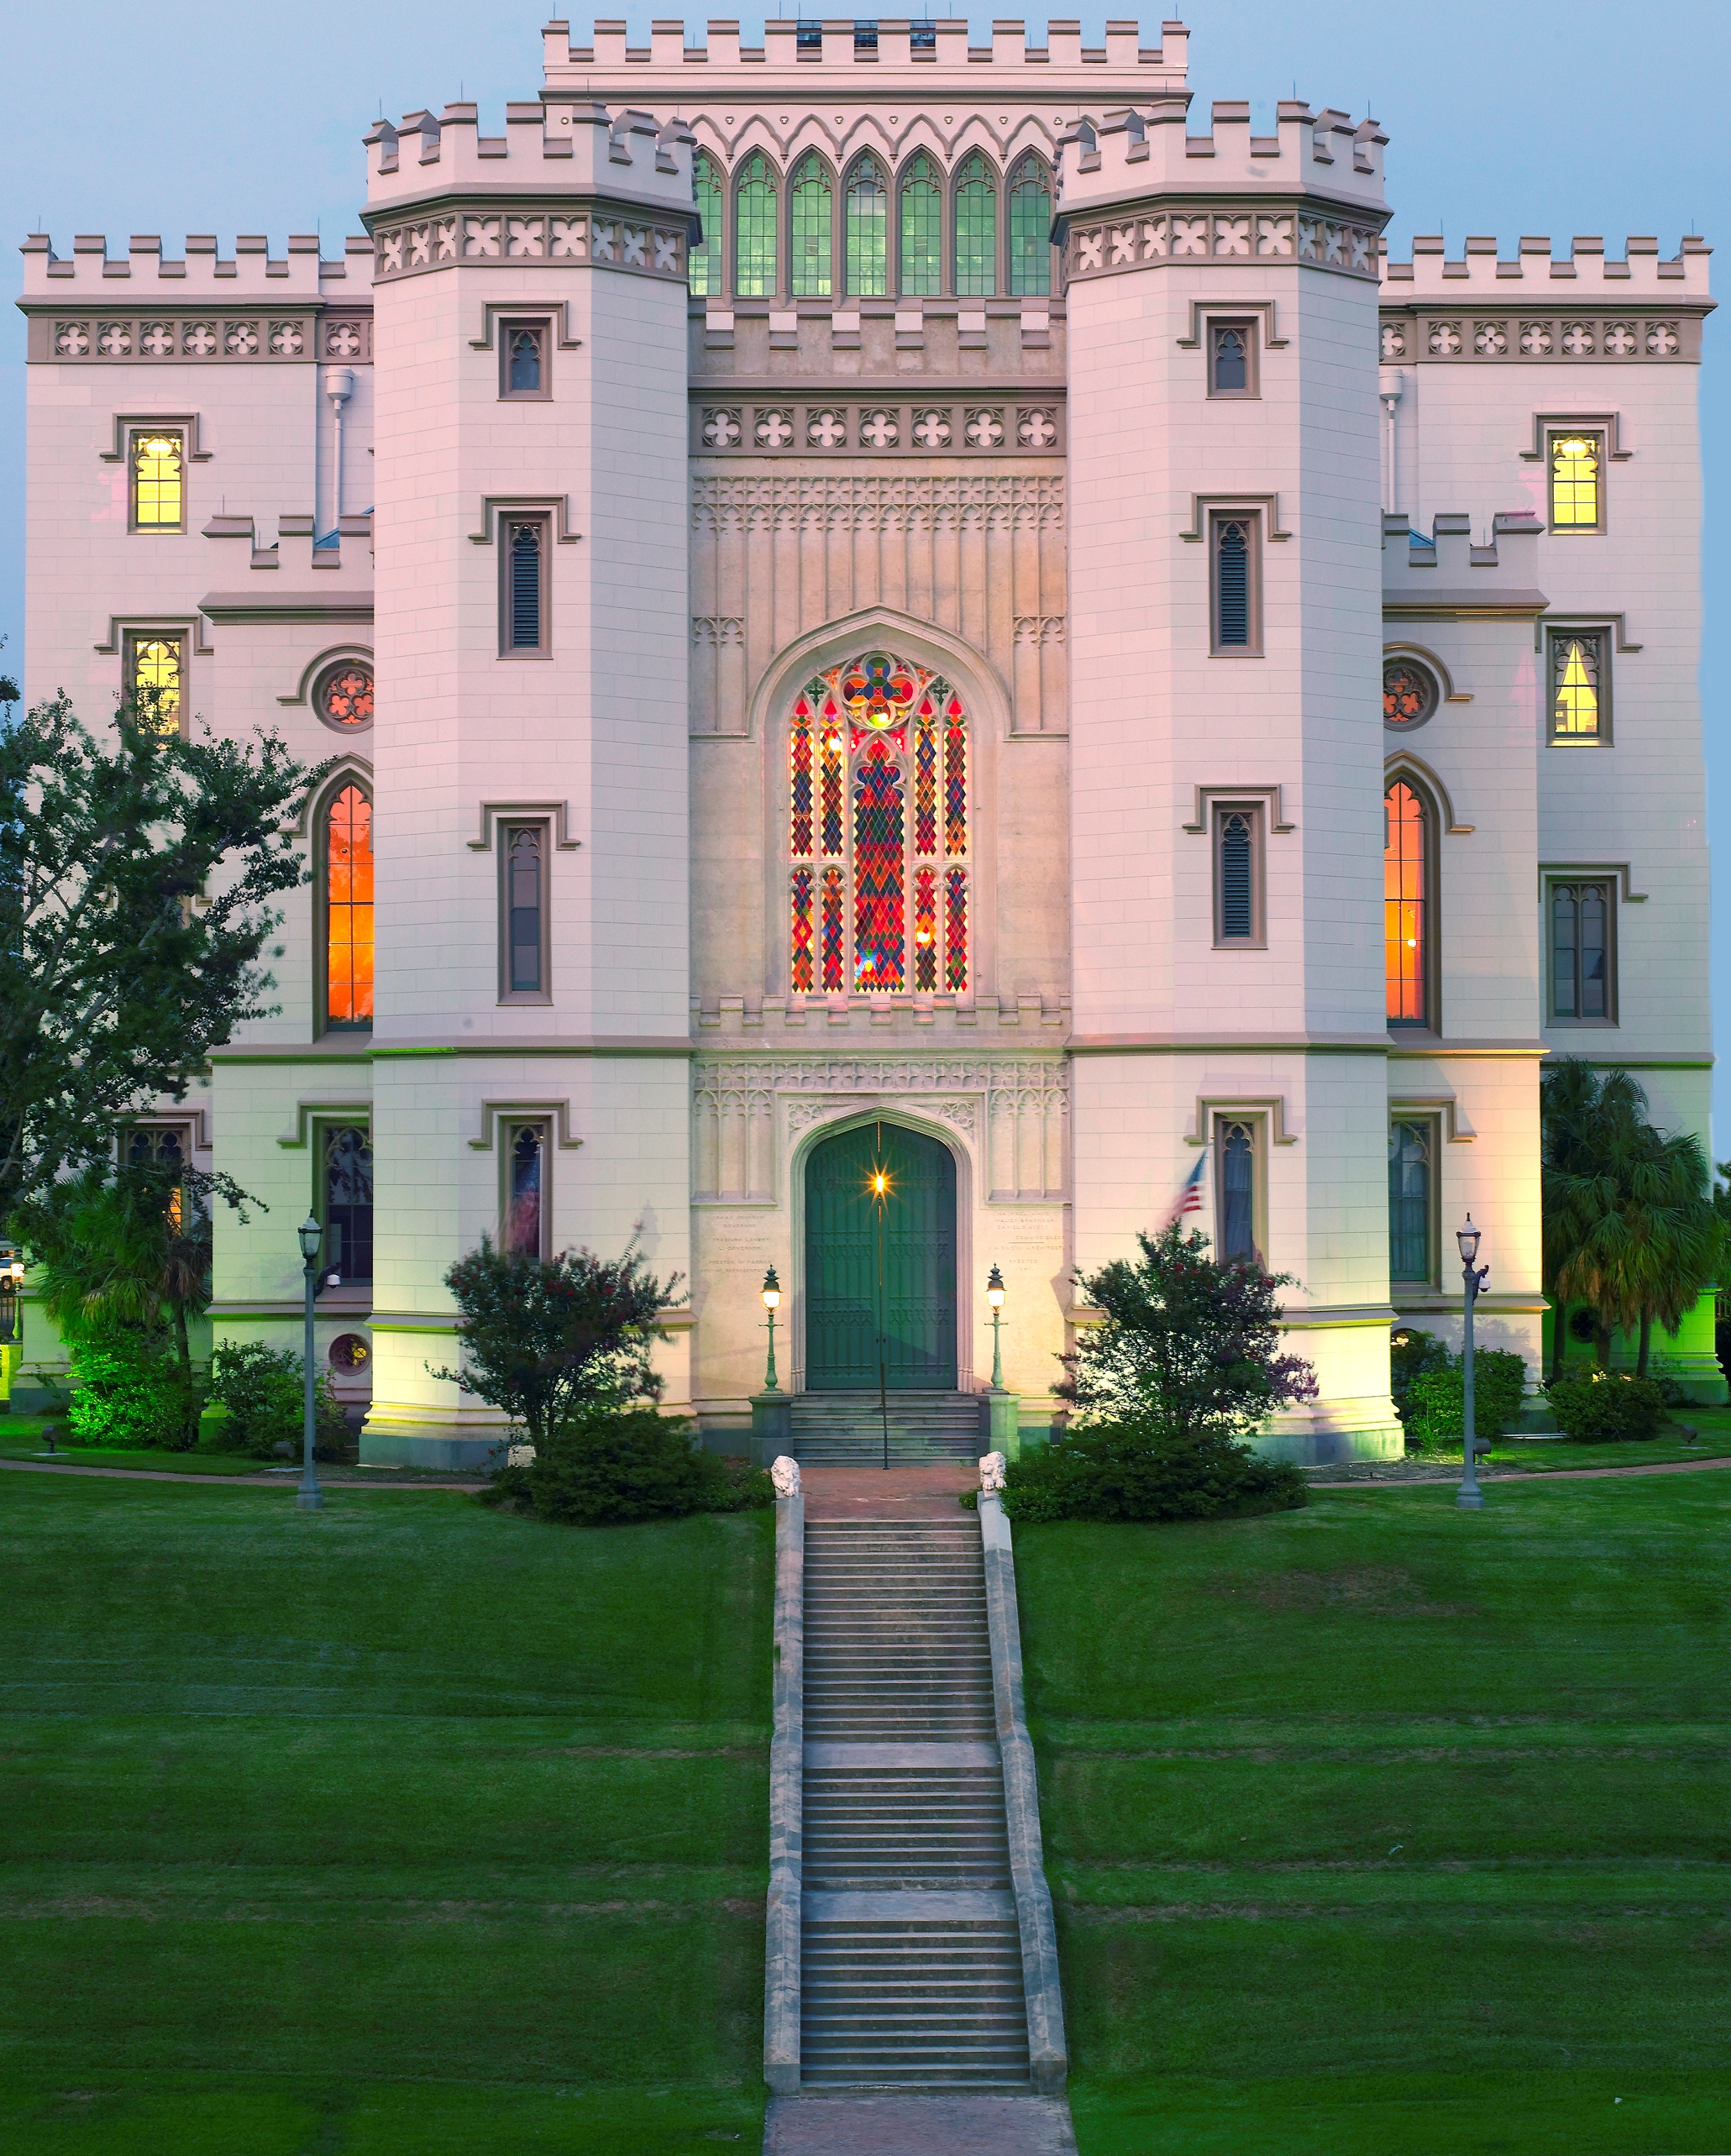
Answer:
xmin=129 ymin=635 xmax=182 ymax=733
xmin=1551 ymin=633 xmax=1602 ymax=740
xmin=131 ymin=432 xmax=184 ymax=529
xmin=1550 ymin=433 xmax=1601 ymax=530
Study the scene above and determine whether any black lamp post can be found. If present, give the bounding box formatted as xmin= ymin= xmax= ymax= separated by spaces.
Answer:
xmin=761 ymin=1266 xmax=782 ymax=1393
xmin=1456 ymin=1213 xmax=1491 ymax=1511
xmin=986 ymin=1264 xmax=1006 ymax=1390
xmin=297 ymin=1213 xmax=327 ymax=1513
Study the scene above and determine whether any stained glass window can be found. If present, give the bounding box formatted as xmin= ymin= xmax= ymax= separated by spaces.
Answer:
xmin=1382 ymin=658 xmax=1437 ymax=727
xmin=846 ymin=155 xmax=888 ymax=296
xmin=326 ymin=784 xmax=374 ymax=1028
xmin=131 ymin=431 xmax=183 ymax=530
xmin=323 ymin=1124 xmax=374 ymax=1283
xmin=1388 ymin=1120 xmax=1432 ymax=1283
xmin=1550 ymin=433 xmax=1602 ymax=530
xmin=1384 ymin=780 xmax=1428 ymax=1026
xmin=690 ymin=152 xmax=722 ymax=296
xmin=129 ymin=634 xmax=181 ymax=733
xmin=1550 ymin=632 xmax=1602 ymax=740
xmin=318 ymin=662 xmax=374 ymax=728
xmin=736 ymin=152 xmax=778 ymax=296
xmin=790 ymin=153 xmax=833 ymax=296
xmin=789 ymin=653 xmax=968 ymax=998
xmin=954 ymin=152 xmax=997 ymax=296
xmin=1217 ymin=1120 xmax=1256 ymax=1262
xmin=899 ymin=154 xmax=942 ymax=295
xmin=1006 ymin=154 xmax=1051 ymax=296
xmin=506 ymin=1123 xmax=545 ymax=1255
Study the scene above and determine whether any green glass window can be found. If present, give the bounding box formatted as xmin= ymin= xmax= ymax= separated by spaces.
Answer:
xmin=789 ymin=152 xmax=832 ymax=297
xmin=845 ymin=155 xmax=888 ymax=296
xmin=899 ymin=154 xmax=942 ymax=296
xmin=953 ymin=152 xmax=997 ymax=296
xmin=735 ymin=152 xmax=778 ymax=296
xmin=1006 ymin=154 xmax=1051 ymax=296
xmin=1388 ymin=1120 xmax=1432 ymax=1283
xmin=690 ymin=151 xmax=721 ymax=296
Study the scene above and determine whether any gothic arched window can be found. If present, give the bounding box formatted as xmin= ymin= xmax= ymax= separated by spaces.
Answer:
xmin=1384 ymin=779 xmax=1429 ymax=1026
xmin=899 ymin=154 xmax=942 ymax=295
xmin=789 ymin=153 xmax=832 ymax=296
xmin=325 ymin=783 xmax=374 ymax=1030
xmin=954 ymin=152 xmax=998 ymax=296
xmin=735 ymin=152 xmax=778 ymax=296
xmin=1006 ymin=153 xmax=1052 ymax=296
xmin=690 ymin=151 xmax=722 ymax=296
xmin=789 ymin=654 xmax=969 ymax=998
xmin=845 ymin=155 xmax=888 ymax=295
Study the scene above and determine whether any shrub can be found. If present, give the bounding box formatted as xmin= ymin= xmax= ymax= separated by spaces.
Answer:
xmin=1401 ymin=1348 xmax=1528 ymax=1450
xmin=66 ymin=1330 xmax=196 ymax=1450
xmin=1389 ymin=1328 xmax=1452 ymax=1420
xmin=1545 ymin=1372 xmax=1668 ymax=1442
xmin=481 ymin=1408 xmax=774 ymax=1526
xmin=207 ymin=1341 xmax=348 ymax=1461
xmin=991 ymin=1422 xmax=1308 ymax=1527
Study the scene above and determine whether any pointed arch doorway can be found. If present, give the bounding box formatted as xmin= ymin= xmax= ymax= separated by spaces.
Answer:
xmin=804 ymin=1122 xmax=958 ymax=1391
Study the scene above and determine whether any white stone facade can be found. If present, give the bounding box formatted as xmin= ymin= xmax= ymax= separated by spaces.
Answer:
xmin=14 ymin=18 xmax=1720 ymax=1461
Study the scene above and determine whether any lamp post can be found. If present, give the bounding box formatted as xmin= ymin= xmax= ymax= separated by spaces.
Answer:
xmin=761 ymin=1266 xmax=782 ymax=1393
xmin=296 ymin=1214 xmax=326 ymax=1513
xmin=986 ymin=1264 xmax=1006 ymax=1390
xmin=1456 ymin=1213 xmax=1491 ymax=1511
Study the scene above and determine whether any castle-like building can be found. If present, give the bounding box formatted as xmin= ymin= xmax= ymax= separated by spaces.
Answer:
xmin=16 ymin=17 xmax=1721 ymax=1463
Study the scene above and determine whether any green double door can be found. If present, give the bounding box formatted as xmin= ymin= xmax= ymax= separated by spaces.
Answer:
xmin=805 ymin=1123 xmax=958 ymax=1391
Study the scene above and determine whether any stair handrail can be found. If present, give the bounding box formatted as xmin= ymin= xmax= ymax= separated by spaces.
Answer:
xmin=763 ymin=1471 xmax=805 ymax=2094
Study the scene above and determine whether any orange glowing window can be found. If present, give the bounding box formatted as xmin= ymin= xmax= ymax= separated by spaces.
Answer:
xmin=1384 ymin=780 xmax=1428 ymax=1026
xmin=326 ymin=786 xmax=374 ymax=1027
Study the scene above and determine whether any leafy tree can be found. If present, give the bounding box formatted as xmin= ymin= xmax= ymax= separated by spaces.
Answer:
xmin=0 ymin=694 xmax=316 ymax=1211
xmin=1541 ymin=1060 xmax=1723 ymax=1377
xmin=431 ymin=1236 xmax=684 ymax=1450
xmin=1058 ymin=1220 xmax=1318 ymax=1443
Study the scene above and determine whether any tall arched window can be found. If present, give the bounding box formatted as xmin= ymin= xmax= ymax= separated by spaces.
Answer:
xmin=690 ymin=150 xmax=722 ymax=296
xmin=899 ymin=154 xmax=942 ymax=295
xmin=325 ymin=784 xmax=374 ymax=1030
xmin=845 ymin=155 xmax=888 ymax=295
xmin=789 ymin=153 xmax=833 ymax=296
xmin=1384 ymin=779 xmax=1429 ymax=1026
xmin=323 ymin=1124 xmax=374 ymax=1283
xmin=735 ymin=152 xmax=778 ymax=296
xmin=1006 ymin=153 xmax=1052 ymax=296
xmin=953 ymin=153 xmax=998 ymax=296
xmin=789 ymin=654 xmax=969 ymax=998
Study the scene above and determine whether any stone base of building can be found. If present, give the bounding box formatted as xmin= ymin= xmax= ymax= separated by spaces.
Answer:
xmin=1254 ymin=1398 xmax=1407 ymax=1467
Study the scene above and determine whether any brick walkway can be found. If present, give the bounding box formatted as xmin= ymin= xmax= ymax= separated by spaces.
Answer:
xmin=799 ymin=1462 xmax=977 ymax=1520
xmin=764 ymin=2095 xmax=1076 ymax=2154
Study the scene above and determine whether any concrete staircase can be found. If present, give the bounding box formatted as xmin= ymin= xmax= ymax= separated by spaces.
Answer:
xmin=790 ymin=1392 xmax=984 ymax=1465
xmin=799 ymin=1520 xmax=1033 ymax=2090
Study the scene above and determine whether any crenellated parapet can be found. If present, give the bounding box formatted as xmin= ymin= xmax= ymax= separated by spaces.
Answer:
xmin=19 ymin=232 xmax=370 ymax=296
xmin=1054 ymin=98 xmax=1387 ymax=288
xmin=1382 ymin=233 xmax=1710 ymax=296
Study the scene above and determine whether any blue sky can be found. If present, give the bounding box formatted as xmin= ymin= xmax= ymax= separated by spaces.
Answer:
xmin=3 ymin=0 xmax=1726 ymax=1128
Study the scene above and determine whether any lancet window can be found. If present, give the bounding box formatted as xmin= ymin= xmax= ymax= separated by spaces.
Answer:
xmin=845 ymin=155 xmax=888 ymax=296
xmin=899 ymin=155 xmax=942 ymax=295
xmin=1006 ymin=154 xmax=1052 ymax=296
xmin=735 ymin=152 xmax=778 ymax=296
xmin=789 ymin=653 xmax=969 ymax=999
xmin=690 ymin=152 xmax=722 ymax=296
xmin=1384 ymin=779 xmax=1429 ymax=1026
xmin=324 ymin=783 xmax=374 ymax=1030
xmin=789 ymin=153 xmax=833 ymax=296
xmin=954 ymin=153 xmax=998 ymax=296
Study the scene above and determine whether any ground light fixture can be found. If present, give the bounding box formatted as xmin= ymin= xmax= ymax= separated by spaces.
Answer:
xmin=761 ymin=1265 xmax=782 ymax=1393
xmin=986 ymin=1263 xmax=1006 ymax=1390
xmin=296 ymin=1214 xmax=326 ymax=1513
xmin=1455 ymin=1213 xmax=1491 ymax=1511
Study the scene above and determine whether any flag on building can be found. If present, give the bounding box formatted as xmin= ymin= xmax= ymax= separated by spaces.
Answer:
xmin=1165 ymin=1152 xmax=1207 ymax=1227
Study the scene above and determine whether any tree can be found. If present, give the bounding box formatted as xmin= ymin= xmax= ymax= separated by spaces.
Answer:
xmin=1059 ymin=1220 xmax=1318 ymax=1443
xmin=0 ymin=694 xmax=317 ymax=1211
xmin=431 ymin=1237 xmax=683 ymax=1450
xmin=1541 ymin=1059 xmax=1723 ymax=1377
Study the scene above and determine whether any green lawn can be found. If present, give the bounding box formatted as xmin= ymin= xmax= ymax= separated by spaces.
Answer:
xmin=0 ymin=1479 xmax=773 ymax=2153
xmin=1015 ymin=1473 xmax=1731 ymax=2156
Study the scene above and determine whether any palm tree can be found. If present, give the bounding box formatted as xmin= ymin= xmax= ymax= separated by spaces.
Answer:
xmin=1540 ymin=1061 xmax=1723 ymax=1377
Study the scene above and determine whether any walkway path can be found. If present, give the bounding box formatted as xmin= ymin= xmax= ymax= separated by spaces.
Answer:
xmin=764 ymin=2091 xmax=1076 ymax=2153
xmin=0 ymin=1458 xmax=484 ymax=1490
xmin=1310 ymin=1453 xmax=1731 ymax=1489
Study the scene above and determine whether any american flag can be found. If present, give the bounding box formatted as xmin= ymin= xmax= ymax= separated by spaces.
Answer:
xmin=1165 ymin=1153 xmax=1207 ymax=1226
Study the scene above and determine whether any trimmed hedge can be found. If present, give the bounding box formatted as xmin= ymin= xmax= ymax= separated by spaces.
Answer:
xmin=482 ymin=1408 xmax=774 ymax=1526
xmin=207 ymin=1341 xmax=349 ymax=1461
xmin=1401 ymin=1350 xmax=1528 ymax=1450
xmin=987 ymin=1422 xmax=1308 ymax=1526
xmin=1545 ymin=1372 xmax=1669 ymax=1442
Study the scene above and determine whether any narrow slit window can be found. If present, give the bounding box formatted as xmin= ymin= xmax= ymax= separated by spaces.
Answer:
xmin=503 ymin=823 xmax=546 ymax=997
xmin=1388 ymin=1120 xmax=1434 ymax=1284
xmin=789 ymin=153 xmax=833 ymax=296
xmin=323 ymin=1124 xmax=374 ymax=1284
xmin=1549 ymin=432 xmax=1602 ymax=532
xmin=1550 ymin=880 xmax=1613 ymax=1021
xmin=1214 ymin=807 xmax=1260 ymax=944
xmin=501 ymin=323 xmax=545 ymax=396
xmin=899 ymin=154 xmax=942 ymax=296
xmin=1216 ymin=1120 xmax=1258 ymax=1264
xmin=735 ymin=152 xmax=778 ymax=297
xmin=1006 ymin=154 xmax=1051 ymax=296
xmin=953 ymin=153 xmax=997 ymax=296
xmin=506 ymin=1123 xmax=546 ymax=1256
xmin=325 ymin=785 xmax=374 ymax=1030
xmin=1384 ymin=780 xmax=1429 ymax=1026
xmin=130 ymin=431 xmax=184 ymax=531
xmin=845 ymin=155 xmax=888 ymax=296
xmin=1550 ymin=632 xmax=1604 ymax=741
xmin=128 ymin=633 xmax=182 ymax=734
xmin=690 ymin=151 xmax=722 ymax=296
xmin=502 ymin=517 xmax=547 ymax=653
xmin=1210 ymin=514 xmax=1258 ymax=653
xmin=1209 ymin=320 xmax=1256 ymax=396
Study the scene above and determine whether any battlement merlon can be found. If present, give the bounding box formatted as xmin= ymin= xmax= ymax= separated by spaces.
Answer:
xmin=1055 ymin=98 xmax=1386 ymax=218
xmin=543 ymin=16 xmax=1188 ymax=89
xmin=362 ymin=99 xmax=697 ymax=216
xmin=1382 ymin=233 xmax=1712 ymax=298
xmin=18 ymin=233 xmax=372 ymax=298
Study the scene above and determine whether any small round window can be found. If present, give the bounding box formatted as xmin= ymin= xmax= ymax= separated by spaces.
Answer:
xmin=1382 ymin=657 xmax=1438 ymax=729
xmin=316 ymin=660 xmax=375 ymax=731
xmin=328 ymin=1332 xmax=370 ymax=1373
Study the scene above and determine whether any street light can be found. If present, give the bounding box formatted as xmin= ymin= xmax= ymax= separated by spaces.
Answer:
xmin=986 ymin=1264 xmax=1006 ymax=1391
xmin=296 ymin=1214 xmax=327 ymax=1513
xmin=761 ymin=1266 xmax=783 ymax=1394
xmin=1455 ymin=1213 xmax=1491 ymax=1511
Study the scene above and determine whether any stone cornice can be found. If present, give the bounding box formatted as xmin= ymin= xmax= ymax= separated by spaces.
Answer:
xmin=1379 ymin=308 xmax=1706 ymax=365
xmin=24 ymin=307 xmax=370 ymax=366
xmin=363 ymin=197 xmax=696 ymax=284
xmin=1056 ymin=198 xmax=1388 ymax=287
